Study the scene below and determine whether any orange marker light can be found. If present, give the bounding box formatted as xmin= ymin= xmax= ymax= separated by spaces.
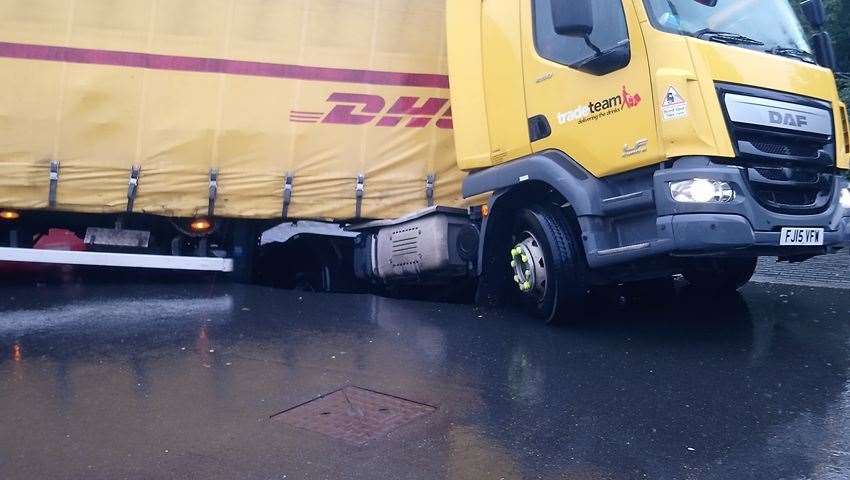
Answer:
xmin=480 ymin=204 xmax=490 ymax=217
xmin=0 ymin=210 xmax=20 ymax=220
xmin=189 ymin=218 xmax=212 ymax=232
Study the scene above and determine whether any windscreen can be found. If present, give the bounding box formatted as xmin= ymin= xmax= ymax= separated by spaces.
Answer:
xmin=643 ymin=0 xmax=811 ymax=53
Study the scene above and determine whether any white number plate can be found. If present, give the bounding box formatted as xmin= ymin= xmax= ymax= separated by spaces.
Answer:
xmin=779 ymin=227 xmax=824 ymax=246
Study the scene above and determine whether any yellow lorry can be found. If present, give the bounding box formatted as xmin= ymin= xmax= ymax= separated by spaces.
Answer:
xmin=0 ymin=0 xmax=848 ymax=321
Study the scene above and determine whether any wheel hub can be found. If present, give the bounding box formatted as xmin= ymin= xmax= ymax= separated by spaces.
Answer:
xmin=509 ymin=233 xmax=547 ymax=298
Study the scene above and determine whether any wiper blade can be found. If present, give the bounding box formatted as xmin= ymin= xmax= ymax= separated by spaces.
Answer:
xmin=766 ymin=46 xmax=816 ymax=64
xmin=693 ymin=29 xmax=764 ymax=46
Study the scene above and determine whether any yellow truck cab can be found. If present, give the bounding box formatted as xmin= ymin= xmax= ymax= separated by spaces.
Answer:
xmin=448 ymin=0 xmax=850 ymax=320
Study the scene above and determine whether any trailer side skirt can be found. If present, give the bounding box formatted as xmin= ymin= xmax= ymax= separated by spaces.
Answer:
xmin=0 ymin=248 xmax=233 ymax=272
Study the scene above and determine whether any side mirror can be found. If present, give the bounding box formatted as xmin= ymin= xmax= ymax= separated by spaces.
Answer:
xmin=811 ymin=31 xmax=837 ymax=70
xmin=552 ymin=0 xmax=594 ymax=37
xmin=801 ymin=0 xmax=826 ymax=30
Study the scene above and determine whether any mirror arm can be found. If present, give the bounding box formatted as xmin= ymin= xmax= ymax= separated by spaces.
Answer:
xmin=583 ymin=34 xmax=603 ymax=56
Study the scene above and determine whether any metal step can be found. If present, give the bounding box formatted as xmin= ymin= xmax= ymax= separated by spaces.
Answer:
xmin=0 ymin=247 xmax=233 ymax=272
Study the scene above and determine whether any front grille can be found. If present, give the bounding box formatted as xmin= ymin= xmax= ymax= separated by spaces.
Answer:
xmin=717 ymin=83 xmax=837 ymax=215
xmin=754 ymin=167 xmax=819 ymax=182
xmin=754 ymin=188 xmax=819 ymax=208
xmin=735 ymin=128 xmax=831 ymax=166
xmin=752 ymin=141 xmax=791 ymax=156
xmin=742 ymin=131 xmax=824 ymax=159
xmin=717 ymin=83 xmax=835 ymax=169
xmin=747 ymin=167 xmax=834 ymax=214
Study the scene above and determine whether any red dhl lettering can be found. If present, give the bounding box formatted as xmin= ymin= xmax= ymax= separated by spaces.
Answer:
xmin=289 ymin=93 xmax=453 ymax=129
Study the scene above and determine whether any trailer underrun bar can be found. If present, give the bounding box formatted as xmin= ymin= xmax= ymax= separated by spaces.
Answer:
xmin=0 ymin=247 xmax=234 ymax=272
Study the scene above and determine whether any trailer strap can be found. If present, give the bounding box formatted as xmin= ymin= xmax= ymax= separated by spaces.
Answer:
xmin=355 ymin=174 xmax=365 ymax=219
xmin=282 ymin=173 xmax=294 ymax=219
xmin=208 ymin=168 xmax=219 ymax=218
xmin=126 ymin=165 xmax=141 ymax=214
xmin=426 ymin=173 xmax=436 ymax=207
xmin=48 ymin=160 xmax=60 ymax=208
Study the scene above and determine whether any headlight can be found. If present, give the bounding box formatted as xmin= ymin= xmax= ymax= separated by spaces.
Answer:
xmin=840 ymin=187 xmax=850 ymax=209
xmin=670 ymin=178 xmax=735 ymax=203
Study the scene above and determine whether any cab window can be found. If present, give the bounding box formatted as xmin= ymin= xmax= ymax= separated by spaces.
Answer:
xmin=532 ymin=0 xmax=631 ymax=75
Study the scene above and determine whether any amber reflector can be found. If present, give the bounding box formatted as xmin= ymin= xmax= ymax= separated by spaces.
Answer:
xmin=0 ymin=210 xmax=20 ymax=220
xmin=190 ymin=218 xmax=212 ymax=232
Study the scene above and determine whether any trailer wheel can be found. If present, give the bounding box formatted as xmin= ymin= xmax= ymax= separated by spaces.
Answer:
xmin=682 ymin=257 xmax=757 ymax=294
xmin=509 ymin=204 xmax=588 ymax=323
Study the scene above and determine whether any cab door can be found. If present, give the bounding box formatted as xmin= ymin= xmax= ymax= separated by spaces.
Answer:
xmin=520 ymin=0 xmax=661 ymax=178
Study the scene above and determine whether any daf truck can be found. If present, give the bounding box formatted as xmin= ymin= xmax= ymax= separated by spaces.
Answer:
xmin=0 ymin=0 xmax=848 ymax=322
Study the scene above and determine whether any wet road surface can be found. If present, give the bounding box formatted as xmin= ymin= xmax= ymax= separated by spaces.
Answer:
xmin=1 ymin=279 xmax=850 ymax=480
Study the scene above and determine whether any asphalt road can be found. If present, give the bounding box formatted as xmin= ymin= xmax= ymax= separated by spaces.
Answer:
xmin=1 ymin=277 xmax=849 ymax=480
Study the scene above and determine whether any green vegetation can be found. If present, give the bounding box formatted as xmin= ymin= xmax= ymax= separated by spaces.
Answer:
xmin=825 ymin=0 xmax=849 ymax=103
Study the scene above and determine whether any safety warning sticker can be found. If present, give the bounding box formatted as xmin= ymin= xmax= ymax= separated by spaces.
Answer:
xmin=661 ymin=86 xmax=688 ymax=121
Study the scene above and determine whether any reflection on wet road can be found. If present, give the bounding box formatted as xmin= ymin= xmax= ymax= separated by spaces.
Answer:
xmin=1 ymin=281 xmax=849 ymax=479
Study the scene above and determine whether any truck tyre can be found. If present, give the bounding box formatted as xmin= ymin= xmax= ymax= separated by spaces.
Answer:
xmin=508 ymin=204 xmax=588 ymax=323
xmin=682 ymin=257 xmax=757 ymax=294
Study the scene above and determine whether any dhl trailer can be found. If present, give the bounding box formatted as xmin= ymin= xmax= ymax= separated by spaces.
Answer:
xmin=0 ymin=0 xmax=848 ymax=321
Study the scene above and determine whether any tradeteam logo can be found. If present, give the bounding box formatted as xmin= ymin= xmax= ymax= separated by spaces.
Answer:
xmin=558 ymin=86 xmax=641 ymax=125
xmin=290 ymin=93 xmax=453 ymax=129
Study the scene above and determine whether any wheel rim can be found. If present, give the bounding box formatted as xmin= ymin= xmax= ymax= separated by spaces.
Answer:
xmin=509 ymin=231 xmax=548 ymax=301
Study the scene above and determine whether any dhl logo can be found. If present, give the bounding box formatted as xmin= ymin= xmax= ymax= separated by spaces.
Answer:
xmin=290 ymin=93 xmax=453 ymax=129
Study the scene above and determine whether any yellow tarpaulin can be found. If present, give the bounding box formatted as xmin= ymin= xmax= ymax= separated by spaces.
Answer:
xmin=0 ymin=0 xmax=465 ymax=220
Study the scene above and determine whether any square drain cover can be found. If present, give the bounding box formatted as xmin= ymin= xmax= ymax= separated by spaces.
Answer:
xmin=272 ymin=386 xmax=435 ymax=445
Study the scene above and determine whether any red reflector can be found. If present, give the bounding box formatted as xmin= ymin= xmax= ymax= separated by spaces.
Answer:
xmin=34 ymin=229 xmax=86 ymax=251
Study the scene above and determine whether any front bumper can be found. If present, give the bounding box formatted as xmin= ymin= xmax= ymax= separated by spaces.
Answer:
xmin=654 ymin=158 xmax=850 ymax=256
xmin=658 ymin=214 xmax=850 ymax=255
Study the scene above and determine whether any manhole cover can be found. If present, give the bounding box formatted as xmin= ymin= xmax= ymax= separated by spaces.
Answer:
xmin=272 ymin=386 xmax=436 ymax=445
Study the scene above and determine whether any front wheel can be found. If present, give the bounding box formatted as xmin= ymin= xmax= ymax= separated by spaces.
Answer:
xmin=682 ymin=257 xmax=758 ymax=294
xmin=508 ymin=205 xmax=588 ymax=323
